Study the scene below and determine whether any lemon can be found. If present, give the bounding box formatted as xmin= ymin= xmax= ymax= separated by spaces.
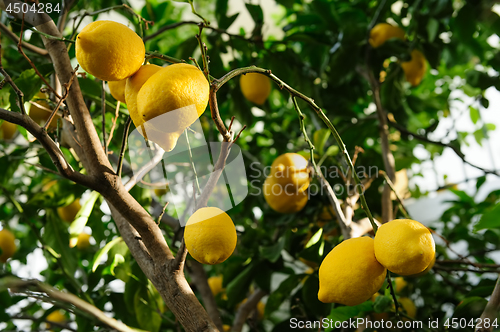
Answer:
xmin=47 ymin=310 xmax=66 ymax=330
xmin=29 ymin=92 xmax=59 ymax=130
xmin=269 ymin=153 xmax=310 ymax=193
xmin=76 ymin=21 xmax=145 ymax=81
xmin=410 ymin=254 xmax=435 ymax=277
xmin=240 ymin=73 xmax=271 ymax=105
xmin=76 ymin=233 xmax=91 ymax=250
xmin=57 ymin=199 xmax=81 ymax=223
xmin=257 ymin=301 xmax=265 ymax=319
xmin=401 ymin=50 xmax=427 ymax=86
xmin=108 ymin=79 xmax=127 ymax=103
xmin=394 ymin=276 xmax=407 ymax=293
xmin=263 ymin=175 xmax=308 ymax=213
xmin=184 ymin=207 xmax=237 ymax=265
xmin=374 ymin=219 xmax=435 ymax=276
xmin=153 ymin=187 xmax=169 ymax=197
xmin=134 ymin=63 xmax=209 ymax=151
xmin=223 ymin=325 xmax=231 ymax=332
xmin=318 ymin=237 xmax=386 ymax=306
xmin=0 ymin=229 xmax=16 ymax=262
xmin=369 ymin=23 xmax=405 ymax=48
xmin=207 ymin=275 xmax=224 ymax=296
xmin=398 ymin=297 xmax=417 ymax=319
xmin=0 ymin=121 xmax=17 ymax=140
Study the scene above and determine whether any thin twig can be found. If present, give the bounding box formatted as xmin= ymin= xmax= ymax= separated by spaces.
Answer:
xmin=145 ymin=51 xmax=185 ymax=64
xmin=116 ymin=117 xmax=132 ymax=177
xmin=379 ymin=170 xmax=410 ymax=219
xmin=17 ymin=20 xmax=62 ymax=99
xmin=157 ymin=202 xmax=169 ymax=225
xmin=0 ymin=22 xmax=48 ymax=56
xmin=44 ymin=65 xmax=79 ymax=130
xmin=106 ymin=101 xmax=121 ymax=149
xmin=101 ymin=80 xmax=107 ymax=156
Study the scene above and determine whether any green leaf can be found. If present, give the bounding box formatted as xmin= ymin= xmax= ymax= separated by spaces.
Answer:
xmin=260 ymin=236 xmax=285 ymax=263
xmin=302 ymin=274 xmax=331 ymax=317
xmin=0 ymin=148 xmax=26 ymax=185
xmin=245 ymin=3 xmax=264 ymax=24
xmin=265 ymin=274 xmax=300 ymax=315
xmin=486 ymin=123 xmax=496 ymax=131
xmin=313 ymin=129 xmax=330 ymax=155
xmin=453 ymin=296 xmax=487 ymax=319
xmin=373 ymin=294 xmax=392 ymax=313
xmin=43 ymin=210 xmax=78 ymax=277
xmin=92 ymin=237 xmax=123 ymax=272
xmin=474 ymin=203 xmax=500 ymax=232
xmin=427 ymin=18 xmax=439 ymax=43
xmin=8 ymin=64 xmax=54 ymax=113
xmin=134 ymin=286 xmax=162 ymax=332
xmin=325 ymin=145 xmax=339 ymax=157
xmin=226 ymin=262 xmax=256 ymax=307
xmin=325 ymin=301 xmax=373 ymax=331
xmin=469 ymin=107 xmax=480 ymax=124
xmin=69 ymin=191 xmax=100 ymax=247
xmin=473 ymin=129 xmax=484 ymax=146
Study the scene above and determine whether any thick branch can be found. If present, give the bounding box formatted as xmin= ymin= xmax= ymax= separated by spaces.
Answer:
xmin=187 ymin=261 xmax=224 ymax=331
xmin=0 ymin=108 xmax=95 ymax=188
xmin=232 ymin=289 xmax=266 ymax=332
xmin=0 ymin=22 xmax=49 ymax=56
xmin=477 ymin=276 xmax=500 ymax=332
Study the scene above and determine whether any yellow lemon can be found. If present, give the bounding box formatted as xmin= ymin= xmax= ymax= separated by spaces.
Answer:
xmin=269 ymin=153 xmax=310 ymax=193
xmin=57 ymin=199 xmax=81 ymax=223
xmin=135 ymin=63 xmax=209 ymax=151
xmin=108 ymin=79 xmax=127 ymax=103
xmin=184 ymin=207 xmax=237 ymax=265
xmin=153 ymin=187 xmax=169 ymax=197
xmin=0 ymin=229 xmax=16 ymax=262
xmin=401 ymin=50 xmax=427 ymax=86
xmin=223 ymin=325 xmax=231 ymax=332
xmin=369 ymin=23 xmax=405 ymax=48
xmin=410 ymin=254 xmax=436 ymax=277
xmin=240 ymin=73 xmax=271 ymax=105
xmin=207 ymin=275 xmax=224 ymax=296
xmin=374 ymin=219 xmax=435 ymax=276
xmin=318 ymin=237 xmax=386 ymax=306
xmin=29 ymin=92 xmax=59 ymax=129
xmin=76 ymin=21 xmax=145 ymax=81
xmin=263 ymin=175 xmax=308 ymax=213
xmin=257 ymin=301 xmax=265 ymax=319
xmin=47 ymin=310 xmax=66 ymax=323
xmin=398 ymin=297 xmax=417 ymax=319
xmin=76 ymin=233 xmax=91 ymax=250
xmin=0 ymin=121 xmax=17 ymax=140
xmin=394 ymin=277 xmax=407 ymax=293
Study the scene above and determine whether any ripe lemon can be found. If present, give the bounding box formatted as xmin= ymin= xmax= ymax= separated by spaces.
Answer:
xmin=240 ymin=73 xmax=271 ymax=105
xmin=263 ymin=176 xmax=308 ymax=213
xmin=318 ymin=237 xmax=386 ymax=306
xmin=374 ymin=219 xmax=435 ymax=276
xmin=401 ymin=50 xmax=427 ymax=86
xmin=269 ymin=153 xmax=310 ymax=192
xmin=207 ymin=275 xmax=224 ymax=296
xmin=29 ymin=92 xmax=59 ymax=129
xmin=0 ymin=121 xmax=17 ymax=140
xmin=57 ymin=199 xmax=81 ymax=223
xmin=47 ymin=310 xmax=66 ymax=329
xmin=410 ymin=254 xmax=436 ymax=277
xmin=108 ymin=79 xmax=127 ymax=103
xmin=394 ymin=276 xmax=407 ymax=293
xmin=257 ymin=301 xmax=265 ymax=319
xmin=135 ymin=63 xmax=209 ymax=151
xmin=0 ymin=229 xmax=16 ymax=262
xmin=369 ymin=23 xmax=405 ymax=48
xmin=184 ymin=207 xmax=237 ymax=265
xmin=398 ymin=297 xmax=417 ymax=319
xmin=76 ymin=21 xmax=145 ymax=81
xmin=76 ymin=233 xmax=91 ymax=250
xmin=223 ymin=325 xmax=231 ymax=332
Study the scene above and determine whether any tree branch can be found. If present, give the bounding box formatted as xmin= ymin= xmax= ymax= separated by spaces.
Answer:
xmin=2 ymin=277 xmax=137 ymax=332
xmin=232 ymin=289 xmax=266 ymax=332
xmin=186 ymin=260 xmax=224 ymax=331
xmin=477 ymin=276 xmax=500 ymax=332
xmin=0 ymin=22 xmax=49 ymax=56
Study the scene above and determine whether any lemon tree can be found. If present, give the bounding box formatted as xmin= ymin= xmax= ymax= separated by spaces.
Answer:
xmin=0 ymin=0 xmax=499 ymax=331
